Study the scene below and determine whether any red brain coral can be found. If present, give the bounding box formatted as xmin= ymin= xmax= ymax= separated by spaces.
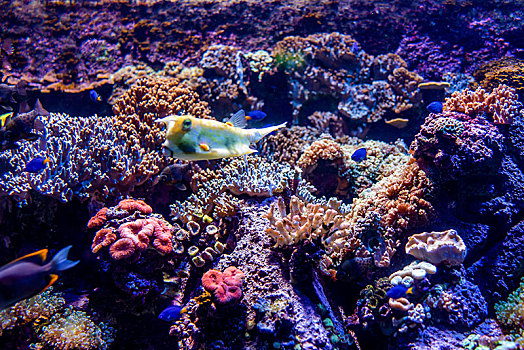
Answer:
xmin=202 ymin=266 xmax=245 ymax=304
xmin=117 ymin=199 xmax=153 ymax=214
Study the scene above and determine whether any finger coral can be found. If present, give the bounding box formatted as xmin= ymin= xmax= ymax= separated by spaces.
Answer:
xmin=443 ymin=84 xmax=522 ymax=125
xmin=406 ymin=229 xmax=467 ymax=266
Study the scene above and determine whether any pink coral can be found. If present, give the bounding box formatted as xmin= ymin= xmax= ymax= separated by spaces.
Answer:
xmin=202 ymin=266 xmax=245 ymax=304
xmin=89 ymin=199 xmax=173 ymax=260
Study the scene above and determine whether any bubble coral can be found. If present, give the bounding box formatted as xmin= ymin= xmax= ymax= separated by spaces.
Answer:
xmin=406 ymin=229 xmax=467 ymax=266
xmin=202 ymin=266 xmax=245 ymax=304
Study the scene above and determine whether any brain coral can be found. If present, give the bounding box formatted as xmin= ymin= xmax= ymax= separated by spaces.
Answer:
xmin=405 ymin=229 xmax=467 ymax=266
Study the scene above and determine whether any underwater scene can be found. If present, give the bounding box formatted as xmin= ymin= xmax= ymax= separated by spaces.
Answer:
xmin=1 ymin=0 xmax=524 ymax=349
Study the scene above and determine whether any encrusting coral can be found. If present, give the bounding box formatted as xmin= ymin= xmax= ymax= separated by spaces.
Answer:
xmin=405 ymin=229 xmax=467 ymax=266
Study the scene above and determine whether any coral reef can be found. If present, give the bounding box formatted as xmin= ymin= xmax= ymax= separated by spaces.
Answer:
xmin=405 ymin=229 xmax=467 ymax=266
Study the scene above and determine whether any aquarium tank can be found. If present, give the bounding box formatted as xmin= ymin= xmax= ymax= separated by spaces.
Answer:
xmin=1 ymin=0 xmax=524 ymax=349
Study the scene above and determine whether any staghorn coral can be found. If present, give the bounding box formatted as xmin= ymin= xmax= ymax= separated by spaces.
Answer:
xmin=443 ymin=84 xmax=522 ymax=125
xmin=406 ymin=229 xmax=467 ymax=266
xmin=264 ymin=195 xmax=367 ymax=274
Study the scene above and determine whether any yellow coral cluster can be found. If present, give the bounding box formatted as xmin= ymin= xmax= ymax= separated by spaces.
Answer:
xmin=474 ymin=57 xmax=524 ymax=95
xmin=113 ymin=75 xmax=211 ymax=150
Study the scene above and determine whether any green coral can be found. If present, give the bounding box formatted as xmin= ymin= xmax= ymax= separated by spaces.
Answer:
xmin=274 ymin=51 xmax=307 ymax=72
xmin=495 ymin=277 xmax=524 ymax=345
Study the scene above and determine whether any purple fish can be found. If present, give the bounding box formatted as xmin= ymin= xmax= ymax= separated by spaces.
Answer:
xmin=0 ymin=246 xmax=79 ymax=310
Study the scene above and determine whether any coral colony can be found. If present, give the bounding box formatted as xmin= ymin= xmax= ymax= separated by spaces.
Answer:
xmin=1 ymin=1 xmax=524 ymax=349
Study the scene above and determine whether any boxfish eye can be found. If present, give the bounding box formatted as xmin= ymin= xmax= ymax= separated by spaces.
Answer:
xmin=182 ymin=118 xmax=192 ymax=131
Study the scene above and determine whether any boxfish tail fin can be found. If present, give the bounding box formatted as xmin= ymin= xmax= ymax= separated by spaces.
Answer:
xmin=48 ymin=246 xmax=79 ymax=272
xmin=249 ymin=122 xmax=287 ymax=143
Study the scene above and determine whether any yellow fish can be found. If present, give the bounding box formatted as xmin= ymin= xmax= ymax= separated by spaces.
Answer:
xmin=0 ymin=111 xmax=13 ymax=128
xmin=156 ymin=110 xmax=286 ymax=161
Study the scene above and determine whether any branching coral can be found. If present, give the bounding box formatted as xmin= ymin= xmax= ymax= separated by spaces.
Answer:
xmin=443 ymin=84 xmax=522 ymax=125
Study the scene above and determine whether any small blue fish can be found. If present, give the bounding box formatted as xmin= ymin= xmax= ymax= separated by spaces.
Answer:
xmin=0 ymin=246 xmax=79 ymax=310
xmin=351 ymin=148 xmax=367 ymax=162
xmin=23 ymin=156 xmax=51 ymax=173
xmin=386 ymin=285 xmax=413 ymax=299
xmin=89 ymin=90 xmax=102 ymax=103
xmin=158 ymin=305 xmax=186 ymax=322
xmin=246 ymin=110 xmax=267 ymax=121
xmin=426 ymin=101 xmax=443 ymax=114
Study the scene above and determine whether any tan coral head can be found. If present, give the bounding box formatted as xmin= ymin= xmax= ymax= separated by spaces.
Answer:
xmin=405 ymin=229 xmax=466 ymax=266
xmin=156 ymin=110 xmax=286 ymax=161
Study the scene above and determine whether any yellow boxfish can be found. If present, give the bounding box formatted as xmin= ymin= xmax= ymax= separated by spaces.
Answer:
xmin=0 ymin=246 xmax=79 ymax=310
xmin=156 ymin=110 xmax=286 ymax=161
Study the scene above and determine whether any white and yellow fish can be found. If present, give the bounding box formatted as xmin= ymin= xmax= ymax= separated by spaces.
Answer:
xmin=156 ymin=110 xmax=286 ymax=161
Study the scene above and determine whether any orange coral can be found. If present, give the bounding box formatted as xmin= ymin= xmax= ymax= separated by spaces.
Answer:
xmin=87 ymin=207 xmax=108 ymax=228
xmin=91 ymin=228 xmax=117 ymax=253
xmin=473 ymin=57 xmax=524 ymax=95
xmin=443 ymin=84 xmax=522 ymax=124
xmin=117 ymin=199 xmax=152 ymax=214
